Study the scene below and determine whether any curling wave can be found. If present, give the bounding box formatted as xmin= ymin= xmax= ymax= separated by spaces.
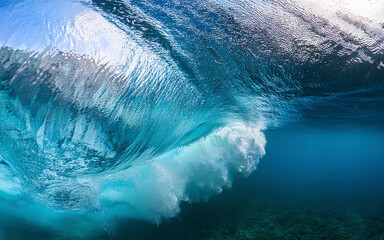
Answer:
xmin=0 ymin=0 xmax=383 ymax=223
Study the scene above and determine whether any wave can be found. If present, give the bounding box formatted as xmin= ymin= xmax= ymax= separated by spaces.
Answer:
xmin=0 ymin=0 xmax=383 ymax=223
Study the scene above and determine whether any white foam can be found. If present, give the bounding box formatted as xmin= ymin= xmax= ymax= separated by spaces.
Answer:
xmin=99 ymin=123 xmax=266 ymax=223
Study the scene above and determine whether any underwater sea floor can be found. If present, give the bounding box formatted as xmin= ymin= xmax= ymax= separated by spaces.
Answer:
xmin=110 ymin=178 xmax=384 ymax=240
xmin=119 ymin=187 xmax=384 ymax=240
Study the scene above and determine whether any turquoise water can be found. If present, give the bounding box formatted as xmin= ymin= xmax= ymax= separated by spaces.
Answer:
xmin=0 ymin=0 xmax=384 ymax=239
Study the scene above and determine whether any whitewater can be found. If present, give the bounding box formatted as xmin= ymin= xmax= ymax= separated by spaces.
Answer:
xmin=0 ymin=0 xmax=383 ymax=233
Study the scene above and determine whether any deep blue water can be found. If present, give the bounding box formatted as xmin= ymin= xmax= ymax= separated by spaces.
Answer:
xmin=0 ymin=0 xmax=384 ymax=239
